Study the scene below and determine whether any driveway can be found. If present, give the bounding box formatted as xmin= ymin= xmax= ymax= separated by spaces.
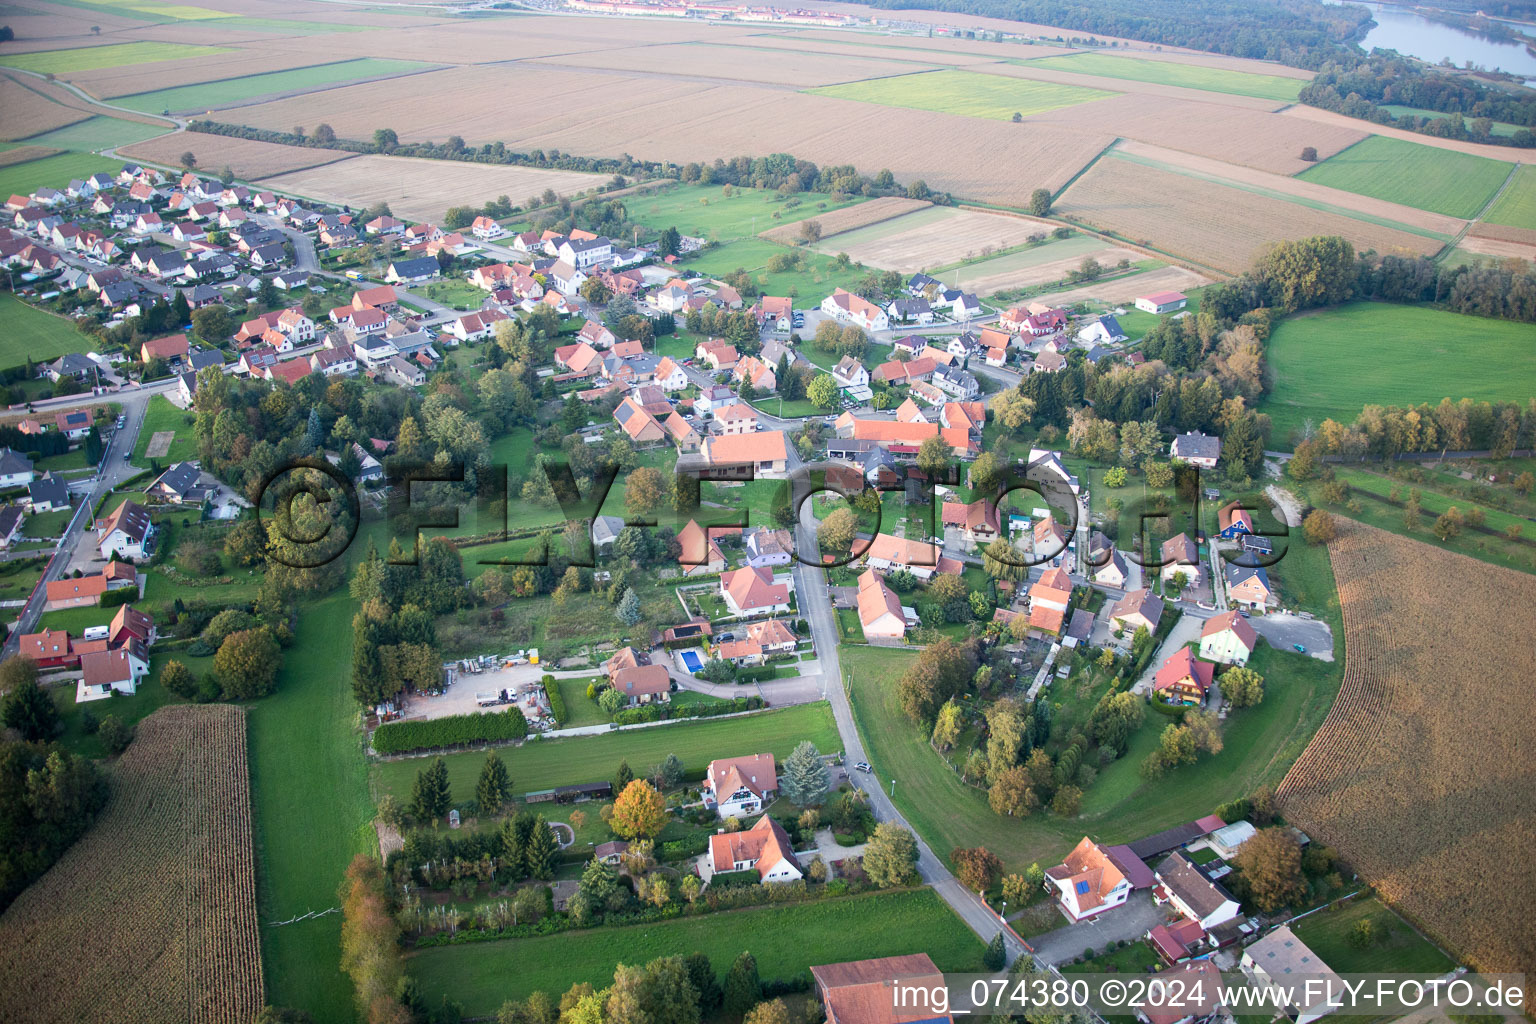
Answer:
xmin=1249 ymin=612 xmax=1334 ymax=661
xmin=1026 ymin=890 xmax=1167 ymax=965
xmin=1130 ymin=612 xmax=1207 ymax=696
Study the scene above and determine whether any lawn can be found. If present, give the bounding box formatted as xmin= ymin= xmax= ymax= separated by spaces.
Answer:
xmin=0 ymin=557 xmax=46 ymax=605
xmin=0 ymin=293 xmax=94 ymax=368
xmin=1292 ymin=895 xmax=1455 ymax=974
xmin=0 ymin=42 xmax=230 ymax=74
xmin=130 ymin=394 xmax=200 ymax=465
xmin=19 ymin=115 xmax=168 ymax=153
xmin=553 ymin=676 xmax=609 ymax=727
xmin=34 ymin=447 xmax=90 ymax=472
xmin=1481 ymin=163 xmax=1536 ymax=230
xmin=418 ymin=277 xmax=492 ymax=311
xmin=624 ymin=184 xmax=862 ymax=243
xmin=1023 ymin=52 xmax=1303 ymax=102
xmin=1260 ymin=302 xmax=1536 ymax=448
xmin=21 ymin=507 xmax=73 ymax=538
xmin=810 ymin=68 xmax=1114 ymax=121
xmin=407 ymin=888 xmax=986 ymax=1015
xmin=250 ymin=589 xmax=376 ymax=1020
xmin=844 ymin=612 xmax=1344 ymax=875
xmin=0 ymin=152 xmax=121 ymax=206
xmin=114 ymin=58 xmax=430 ymax=114
xmin=372 ymin=701 xmax=841 ymax=804
xmin=1296 ymin=136 xmax=1512 ymax=219
xmin=685 ymin=238 xmax=874 ymax=302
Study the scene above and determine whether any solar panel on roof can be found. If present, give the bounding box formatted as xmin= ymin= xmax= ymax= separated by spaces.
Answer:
xmin=1075 ymin=880 xmax=1090 ymax=895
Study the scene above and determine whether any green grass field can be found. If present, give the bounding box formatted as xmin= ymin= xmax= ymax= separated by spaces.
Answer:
xmin=844 ymin=607 xmax=1343 ymax=875
xmin=624 ymin=184 xmax=860 ymax=242
xmin=811 ymin=68 xmax=1113 ymax=121
xmin=114 ymin=58 xmax=430 ymax=114
xmin=1023 ymin=51 xmax=1304 ymax=102
xmin=0 ymin=293 xmax=94 ymax=368
xmin=131 ymin=394 xmax=200 ymax=466
xmin=1481 ymin=163 xmax=1536 ymax=230
xmin=19 ymin=115 xmax=168 ymax=153
xmin=250 ymin=589 xmax=376 ymax=1021
xmin=1379 ymin=104 xmax=1523 ymax=137
xmin=1293 ymin=896 xmax=1455 ymax=974
xmin=0 ymin=151 xmax=121 ymax=200
xmin=0 ymin=42 xmax=229 ymax=74
xmin=408 ymin=888 xmax=986 ymax=1015
xmin=1297 ymin=136 xmax=1512 ymax=219
xmin=373 ymin=701 xmax=841 ymax=803
xmin=680 ymin=237 xmax=870 ymax=301
xmin=1261 ymin=303 xmax=1536 ymax=448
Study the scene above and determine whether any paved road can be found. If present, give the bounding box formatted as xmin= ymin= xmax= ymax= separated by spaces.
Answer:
xmin=789 ymin=491 xmax=1027 ymax=961
xmin=0 ymin=381 xmax=169 ymax=658
xmin=1249 ymin=612 xmax=1334 ymax=661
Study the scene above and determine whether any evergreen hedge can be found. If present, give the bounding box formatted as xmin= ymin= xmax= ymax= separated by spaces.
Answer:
xmin=373 ymin=707 xmax=529 ymax=754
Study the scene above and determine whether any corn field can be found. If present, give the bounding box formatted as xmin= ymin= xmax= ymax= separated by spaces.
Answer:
xmin=1279 ymin=520 xmax=1536 ymax=992
xmin=0 ymin=705 xmax=264 ymax=1024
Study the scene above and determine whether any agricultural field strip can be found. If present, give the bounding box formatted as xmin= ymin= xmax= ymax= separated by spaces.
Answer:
xmin=119 ymin=132 xmax=356 ymax=179
xmin=0 ymin=41 xmax=232 ymax=74
xmin=1480 ymin=164 xmax=1536 ymax=231
xmin=811 ymin=206 xmax=1056 ymax=271
xmin=0 ymin=74 xmax=97 ymax=140
xmin=1277 ymin=104 xmax=1522 ymax=162
xmin=759 ymin=196 xmax=930 ymax=244
xmin=526 ymin=40 xmax=950 ymax=86
xmin=974 ymin=60 xmax=1287 ymax=112
xmin=0 ymin=705 xmax=264 ymax=1024
xmin=809 ymin=68 xmax=1118 ymax=120
xmin=112 ymin=58 xmax=442 ymax=114
xmin=1028 ymin=264 xmax=1212 ymax=308
xmin=950 ymin=245 xmax=1150 ymax=296
xmin=1297 ymin=135 xmax=1513 ymax=220
xmin=1108 ymin=145 xmax=1460 ymax=240
xmin=1018 ymin=51 xmax=1303 ymax=102
xmin=1278 ymin=522 xmax=1536 ymax=985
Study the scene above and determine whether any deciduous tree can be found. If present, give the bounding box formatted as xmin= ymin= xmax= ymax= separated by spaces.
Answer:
xmin=863 ymin=822 xmax=919 ymax=887
xmin=611 ymin=779 xmax=667 ymax=838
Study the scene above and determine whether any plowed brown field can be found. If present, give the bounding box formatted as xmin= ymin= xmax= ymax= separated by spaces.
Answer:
xmin=0 ymin=704 xmax=263 ymax=1024
xmin=1055 ymin=155 xmax=1443 ymax=272
xmin=1279 ymin=520 xmax=1536 ymax=990
xmin=530 ymin=41 xmax=935 ymax=86
xmin=0 ymin=74 xmax=92 ymax=139
xmin=121 ymin=132 xmax=355 ymax=179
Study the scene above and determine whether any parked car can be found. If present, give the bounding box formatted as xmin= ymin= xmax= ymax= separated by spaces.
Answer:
xmin=1293 ymin=643 xmax=1306 ymax=653
xmin=854 ymin=761 xmax=872 ymax=773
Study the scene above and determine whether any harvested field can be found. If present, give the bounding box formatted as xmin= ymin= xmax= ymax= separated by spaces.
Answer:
xmin=532 ymin=41 xmax=934 ymax=86
xmin=224 ymin=65 xmax=1111 ymax=206
xmin=815 ymin=206 xmax=1059 ymax=270
xmin=1467 ymin=221 xmax=1536 ymax=248
xmin=953 ymin=243 xmax=1144 ymax=295
xmin=759 ymin=195 xmax=929 ymax=243
xmin=768 ymin=28 xmax=1080 ymax=61
xmin=810 ymin=67 xmax=1115 ymax=120
xmin=1455 ymin=234 xmax=1536 ymax=262
xmin=1055 ymin=155 xmax=1444 ymax=273
xmin=1278 ymin=521 xmax=1536 ymax=990
xmin=0 ymin=74 xmax=92 ymax=140
xmin=1113 ymin=139 xmax=1465 ymax=238
xmin=0 ymin=704 xmax=264 ymax=1024
xmin=0 ymin=145 xmax=62 ymax=167
xmin=1028 ymin=264 xmax=1212 ymax=308
xmin=1025 ymin=91 xmax=1366 ymax=175
xmin=257 ymin=153 xmax=610 ymax=224
xmin=120 ymin=131 xmax=354 ymax=178
xmin=728 ymin=34 xmax=1003 ymax=66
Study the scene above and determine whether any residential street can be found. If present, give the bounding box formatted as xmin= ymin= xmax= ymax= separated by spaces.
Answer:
xmin=791 ymin=490 xmax=1027 ymax=963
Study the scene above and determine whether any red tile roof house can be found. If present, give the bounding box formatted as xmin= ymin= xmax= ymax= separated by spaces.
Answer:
xmin=857 ymin=569 xmax=911 ymax=642
xmin=862 ymin=533 xmax=960 ymax=582
xmin=140 ymin=333 xmax=190 ymax=364
xmin=17 ymin=627 xmax=77 ymax=670
xmin=604 ymin=647 xmax=672 ymax=706
xmin=1045 ymin=836 xmax=1143 ymax=922
xmin=77 ymin=643 xmax=150 ymax=703
xmin=110 ymin=604 xmax=157 ymax=647
xmin=709 ymin=814 xmax=802 ymax=882
xmin=941 ymin=498 xmax=999 ymax=549
xmin=812 ymin=955 xmax=951 ymax=1024
xmin=44 ymin=563 xmax=137 ymax=611
xmin=1027 ymin=565 xmax=1073 ymax=635
xmin=703 ymin=753 xmax=777 ymax=819
xmin=1198 ymin=610 xmax=1258 ymax=666
xmin=677 ymin=519 xmax=734 ymax=576
xmin=719 ymin=565 xmax=792 ymax=617
xmin=1152 ymin=647 xmax=1215 ymax=706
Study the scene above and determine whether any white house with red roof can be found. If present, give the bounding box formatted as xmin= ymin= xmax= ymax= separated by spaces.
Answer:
xmin=703 ymin=753 xmax=777 ymax=819
xmin=1198 ymin=610 xmax=1258 ymax=666
xmin=1045 ymin=837 xmax=1138 ymax=921
xmin=709 ymin=815 xmax=802 ymax=881
xmin=719 ymin=565 xmax=792 ymax=616
xmin=821 ymin=288 xmax=888 ymax=331
xmin=470 ymin=215 xmax=506 ymax=240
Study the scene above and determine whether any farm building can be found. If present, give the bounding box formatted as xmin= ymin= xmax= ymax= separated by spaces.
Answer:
xmin=1134 ymin=291 xmax=1188 ymax=315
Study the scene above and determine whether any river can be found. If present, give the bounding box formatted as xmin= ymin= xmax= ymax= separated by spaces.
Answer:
xmin=1352 ymin=1 xmax=1536 ymax=82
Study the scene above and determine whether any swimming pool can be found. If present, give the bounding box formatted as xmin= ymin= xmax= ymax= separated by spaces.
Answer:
xmin=680 ymin=650 xmax=704 ymax=673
